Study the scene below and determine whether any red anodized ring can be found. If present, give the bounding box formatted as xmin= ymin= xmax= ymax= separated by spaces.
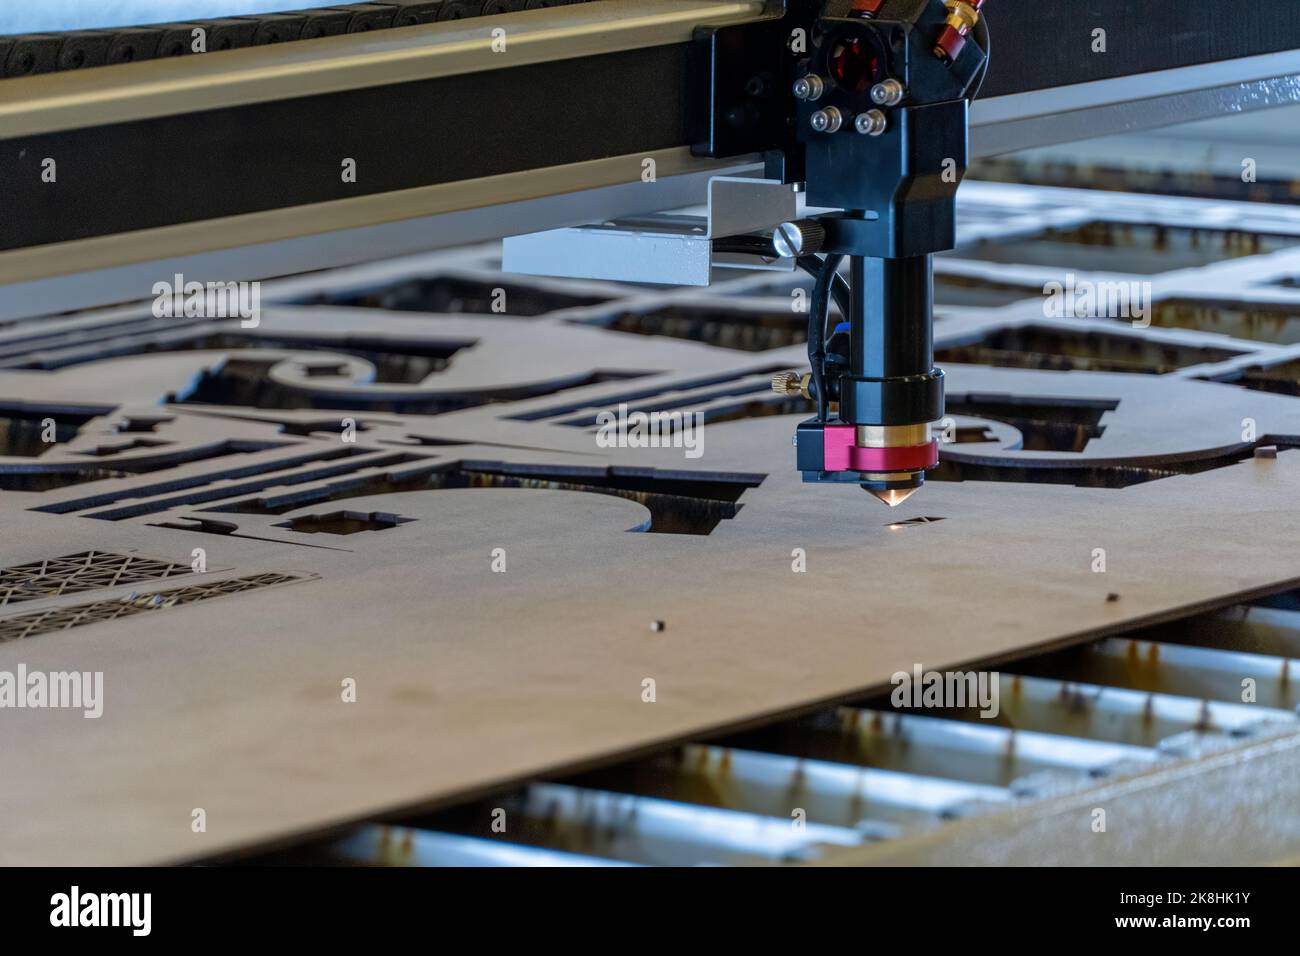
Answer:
xmin=822 ymin=427 xmax=940 ymax=473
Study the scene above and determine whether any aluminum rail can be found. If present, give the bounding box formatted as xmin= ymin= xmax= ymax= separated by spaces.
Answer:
xmin=0 ymin=1 xmax=760 ymax=137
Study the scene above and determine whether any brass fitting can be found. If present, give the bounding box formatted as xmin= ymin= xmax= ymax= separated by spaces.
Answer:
xmin=943 ymin=0 xmax=979 ymax=33
xmin=934 ymin=0 xmax=982 ymax=61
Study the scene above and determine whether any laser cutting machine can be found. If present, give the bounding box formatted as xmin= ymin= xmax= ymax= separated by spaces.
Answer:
xmin=5 ymin=0 xmax=1300 ymax=871
xmin=5 ymin=0 xmax=1300 ymax=505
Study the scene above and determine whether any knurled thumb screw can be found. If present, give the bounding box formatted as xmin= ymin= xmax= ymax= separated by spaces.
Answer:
xmin=772 ymin=371 xmax=812 ymax=398
xmin=772 ymin=219 xmax=827 ymax=258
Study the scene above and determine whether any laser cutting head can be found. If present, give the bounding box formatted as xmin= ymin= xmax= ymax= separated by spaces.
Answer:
xmin=781 ymin=0 xmax=988 ymax=505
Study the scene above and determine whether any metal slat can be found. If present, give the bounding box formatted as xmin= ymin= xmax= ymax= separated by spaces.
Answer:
xmin=823 ymin=708 xmax=1158 ymax=788
xmin=596 ymin=743 xmax=1011 ymax=829
xmin=1160 ymin=604 xmax=1300 ymax=659
xmin=1015 ymin=638 xmax=1300 ymax=711
xmin=964 ymin=674 xmax=1295 ymax=749
xmin=333 ymin=823 xmax=634 ymax=867
xmin=495 ymin=782 xmax=871 ymax=866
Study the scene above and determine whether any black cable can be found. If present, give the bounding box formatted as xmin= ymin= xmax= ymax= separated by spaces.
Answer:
xmin=808 ymin=253 xmax=843 ymax=422
xmin=968 ymin=12 xmax=990 ymax=101
xmin=797 ymin=254 xmax=850 ymax=321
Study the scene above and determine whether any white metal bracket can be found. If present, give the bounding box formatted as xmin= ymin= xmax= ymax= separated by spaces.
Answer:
xmin=502 ymin=176 xmax=797 ymax=286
